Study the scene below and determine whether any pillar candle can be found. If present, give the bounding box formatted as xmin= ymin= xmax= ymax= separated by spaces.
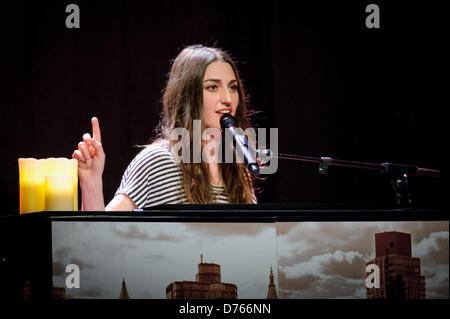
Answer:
xmin=18 ymin=158 xmax=47 ymax=214
xmin=45 ymin=175 xmax=74 ymax=211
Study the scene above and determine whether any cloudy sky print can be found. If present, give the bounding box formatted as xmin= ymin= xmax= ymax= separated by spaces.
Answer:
xmin=277 ymin=221 xmax=449 ymax=299
xmin=52 ymin=221 xmax=277 ymax=299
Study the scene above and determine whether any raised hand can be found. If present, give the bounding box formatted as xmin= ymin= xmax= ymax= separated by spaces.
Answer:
xmin=72 ymin=117 xmax=105 ymax=184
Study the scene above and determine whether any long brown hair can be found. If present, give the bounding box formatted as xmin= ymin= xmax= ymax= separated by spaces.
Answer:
xmin=157 ymin=44 xmax=254 ymax=203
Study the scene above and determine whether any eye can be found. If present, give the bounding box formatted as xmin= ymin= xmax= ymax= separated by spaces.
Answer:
xmin=230 ymin=85 xmax=238 ymax=91
xmin=205 ymin=84 xmax=217 ymax=91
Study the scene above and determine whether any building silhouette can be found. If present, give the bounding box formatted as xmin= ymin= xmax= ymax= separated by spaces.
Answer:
xmin=166 ymin=255 xmax=237 ymax=299
xmin=52 ymin=286 xmax=66 ymax=299
xmin=366 ymin=231 xmax=426 ymax=299
xmin=266 ymin=266 xmax=278 ymax=299
xmin=119 ymin=278 xmax=130 ymax=299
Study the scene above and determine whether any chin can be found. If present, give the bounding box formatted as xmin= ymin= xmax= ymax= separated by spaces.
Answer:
xmin=203 ymin=122 xmax=221 ymax=131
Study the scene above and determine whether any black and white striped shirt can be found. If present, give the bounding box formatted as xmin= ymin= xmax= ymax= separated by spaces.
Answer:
xmin=115 ymin=141 xmax=230 ymax=208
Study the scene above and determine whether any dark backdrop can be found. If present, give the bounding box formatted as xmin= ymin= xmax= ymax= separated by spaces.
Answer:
xmin=1 ymin=1 xmax=446 ymax=216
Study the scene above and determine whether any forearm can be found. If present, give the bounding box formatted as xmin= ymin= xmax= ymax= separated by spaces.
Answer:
xmin=80 ymin=177 xmax=105 ymax=211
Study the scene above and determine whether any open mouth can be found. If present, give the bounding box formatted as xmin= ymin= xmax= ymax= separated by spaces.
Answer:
xmin=216 ymin=108 xmax=231 ymax=116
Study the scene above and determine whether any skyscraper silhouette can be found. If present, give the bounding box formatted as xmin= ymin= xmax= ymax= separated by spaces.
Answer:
xmin=166 ymin=255 xmax=237 ymax=299
xmin=366 ymin=231 xmax=426 ymax=299
xmin=119 ymin=278 xmax=130 ymax=299
xmin=266 ymin=266 xmax=278 ymax=299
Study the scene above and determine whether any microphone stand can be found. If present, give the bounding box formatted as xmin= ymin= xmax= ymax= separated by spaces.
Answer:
xmin=257 ymin=151 xmax=440 ymax=206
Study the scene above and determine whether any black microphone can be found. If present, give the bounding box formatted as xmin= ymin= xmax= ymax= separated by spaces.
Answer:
xmin=219 ymin=114 xmax=260 ymax=176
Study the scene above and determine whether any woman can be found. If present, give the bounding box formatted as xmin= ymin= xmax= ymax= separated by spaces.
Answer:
xmin=72 ymin=45 xmax=256 ymax=211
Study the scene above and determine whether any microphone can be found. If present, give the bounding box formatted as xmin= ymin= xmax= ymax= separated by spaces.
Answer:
xmin=219 ymin=114 xmax=260 ymax=176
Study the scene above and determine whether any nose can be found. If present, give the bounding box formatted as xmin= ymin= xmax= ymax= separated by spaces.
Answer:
xmin=220 ymin=88 xmax=232 ymax=106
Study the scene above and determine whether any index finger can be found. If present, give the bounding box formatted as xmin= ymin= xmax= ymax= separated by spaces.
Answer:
xmin=91 ymin=117 xmax=102 ymax=143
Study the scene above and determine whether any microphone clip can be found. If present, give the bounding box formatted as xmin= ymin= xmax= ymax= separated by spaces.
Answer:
xmin=319 ymin=157 xmax=333 ymax=175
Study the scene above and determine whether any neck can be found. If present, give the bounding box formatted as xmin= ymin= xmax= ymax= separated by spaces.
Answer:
xmin=203 ymin=137 xmax=223 ymax=186
xmin=202 ymin=134 xmax=221 ymax=163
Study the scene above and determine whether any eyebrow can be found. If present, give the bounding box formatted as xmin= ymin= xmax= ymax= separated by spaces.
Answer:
xmin=203 ymin=79 xmax=238 ymax=84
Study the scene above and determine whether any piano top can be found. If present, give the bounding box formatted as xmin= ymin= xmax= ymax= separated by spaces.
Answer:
xmin=2 ymin=203 xmax=448 ymax=222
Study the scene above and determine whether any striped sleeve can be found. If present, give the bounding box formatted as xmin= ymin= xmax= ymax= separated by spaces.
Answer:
xmin=115 ymin=145 xmax=184 ymax=208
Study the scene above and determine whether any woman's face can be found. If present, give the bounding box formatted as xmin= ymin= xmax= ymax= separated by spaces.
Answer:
xmin=202 ymin=61 xmax=239 ymax=130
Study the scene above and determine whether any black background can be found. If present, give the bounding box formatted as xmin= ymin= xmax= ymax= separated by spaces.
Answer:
xmin=1 ymin=0 xmax=446 ymax=216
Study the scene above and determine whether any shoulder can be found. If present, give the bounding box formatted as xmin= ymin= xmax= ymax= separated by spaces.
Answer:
xmin=126 ymin=140 xmax=178 ymax=172
xmin=133 ymin=140 xmax=175 ymax=162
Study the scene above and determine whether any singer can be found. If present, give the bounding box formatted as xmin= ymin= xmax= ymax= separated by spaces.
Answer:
xmin=72 ymin=45 xmax=257 ymax=211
